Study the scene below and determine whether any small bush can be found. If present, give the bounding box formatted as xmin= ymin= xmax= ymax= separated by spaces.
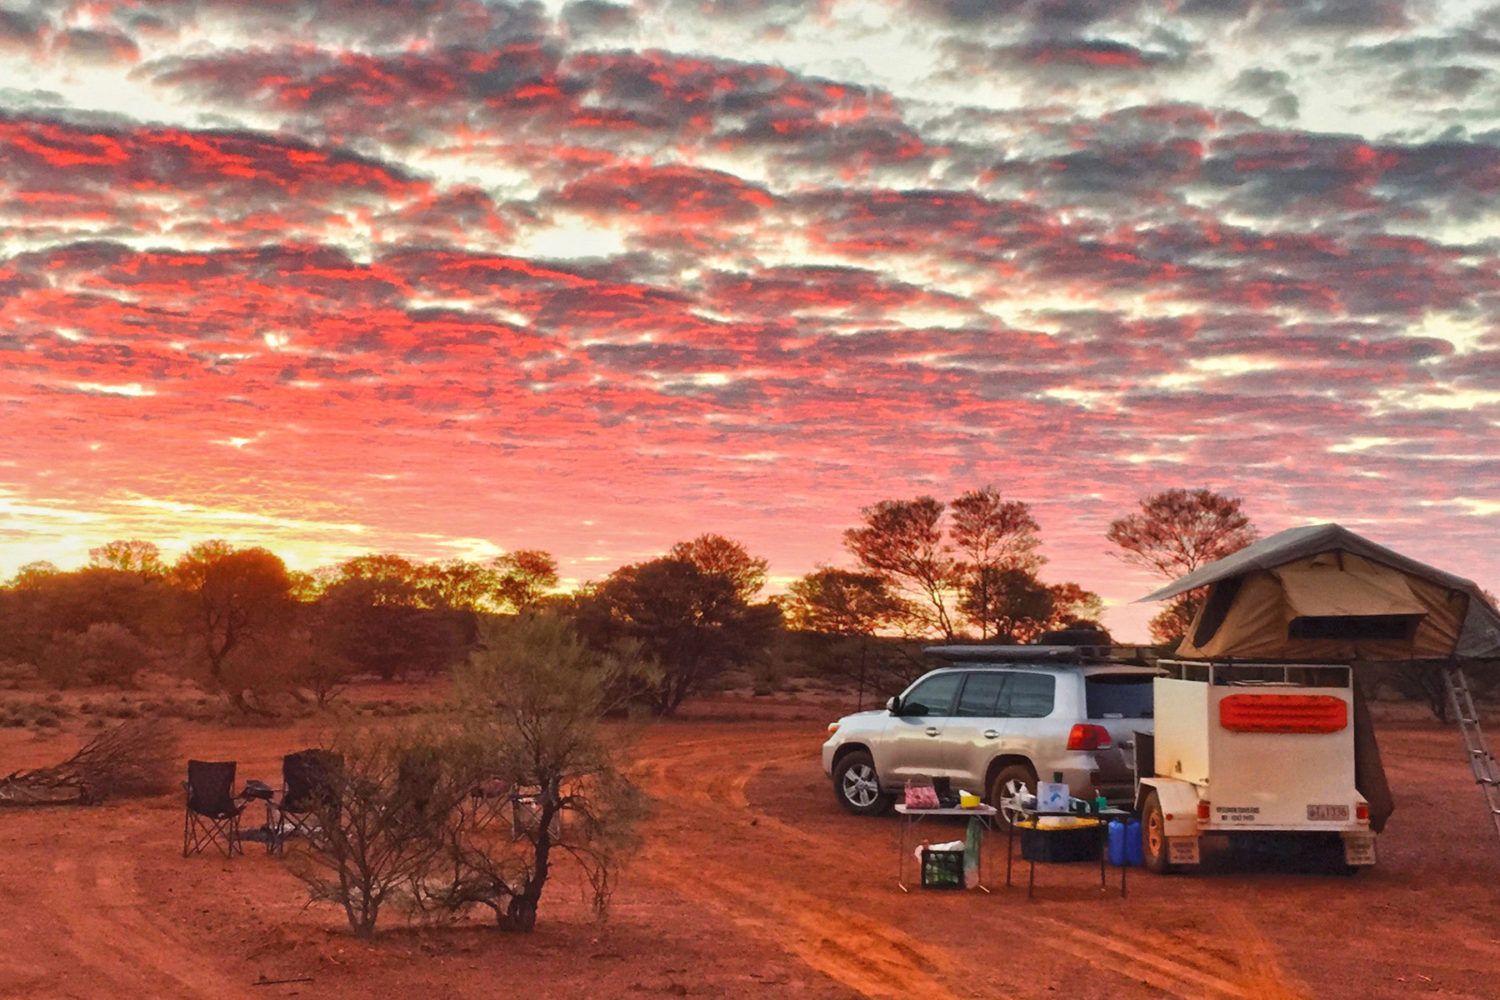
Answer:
xmin=37 ymin=623 xmax=153 ymax=688
xmin=288 ymin=730 xmax=470 ymax=939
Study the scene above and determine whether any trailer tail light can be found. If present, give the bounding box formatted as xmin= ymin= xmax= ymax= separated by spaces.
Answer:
xmin=1219 ymin=694 xmax=1348 ymax=734
xmin=1066 ymin=724 xmax=1112 ymax=751
xmin=1356 ymin=803 xmax=1369 ymax=823
xmin=1197 ymin=801 xmax=1211 ymax=823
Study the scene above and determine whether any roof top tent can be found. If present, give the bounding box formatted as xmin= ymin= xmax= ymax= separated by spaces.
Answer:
xmin=1139 ymin=522 xmax=1500 ymax=664
xmin=1134 ymin=523 xmax=1500 ymax=871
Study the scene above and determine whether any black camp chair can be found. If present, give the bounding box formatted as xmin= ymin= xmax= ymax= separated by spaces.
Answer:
xmin=183 ymin=760 xmax=246 ymax=858
xmin=395 ymin=748 xmax=442 ymax=831
xmin=270 ymin=750 xmax=342 ymax=855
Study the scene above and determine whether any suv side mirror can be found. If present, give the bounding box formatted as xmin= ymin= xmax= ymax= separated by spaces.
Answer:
xmin=885 ymin=695 xmax=901 ymax=714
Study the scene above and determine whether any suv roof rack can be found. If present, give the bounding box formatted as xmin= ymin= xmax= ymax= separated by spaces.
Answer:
xmin=923 ymin=644 xmax=1157 ymax=665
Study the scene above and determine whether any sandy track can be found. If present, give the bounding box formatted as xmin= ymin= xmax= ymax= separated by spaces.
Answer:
xmin=0 ymin=710 xmax=1494 ymax=998
xmin=631 ymin=726 xmax=1293 ymax=999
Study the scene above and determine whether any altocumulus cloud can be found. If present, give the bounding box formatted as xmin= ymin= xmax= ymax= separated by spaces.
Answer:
xmin=0 ymin=0 xmax=1497 ymax=636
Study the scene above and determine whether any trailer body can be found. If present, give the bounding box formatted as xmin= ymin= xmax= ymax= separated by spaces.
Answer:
xmin=1136 ymin=660 xmax=1375 ymax=869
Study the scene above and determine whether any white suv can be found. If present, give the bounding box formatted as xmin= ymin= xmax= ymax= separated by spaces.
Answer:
xmin=821 ymin=646 xmax=1158 ymax=817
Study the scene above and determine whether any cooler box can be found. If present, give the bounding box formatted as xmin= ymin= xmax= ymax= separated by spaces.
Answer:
xmin=1020 ymin=823 xmax=1100 ymax=863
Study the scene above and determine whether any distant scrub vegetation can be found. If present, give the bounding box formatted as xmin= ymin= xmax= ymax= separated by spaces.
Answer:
xmin=4 ymin=486 xmax=1481 ymax=717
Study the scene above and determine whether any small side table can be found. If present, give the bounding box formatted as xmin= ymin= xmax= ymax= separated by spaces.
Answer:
xmin=895 ymin=803 xmax=998 ymax=892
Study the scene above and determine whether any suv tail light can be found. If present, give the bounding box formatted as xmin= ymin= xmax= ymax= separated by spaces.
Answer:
xmin=1066 ymin=723 xmax=1112 ymax=751
xmin=1197 ymin=800 xmax=1211 ymax=823
xmin=1356 ymin=802 xmax=1369 ymax=823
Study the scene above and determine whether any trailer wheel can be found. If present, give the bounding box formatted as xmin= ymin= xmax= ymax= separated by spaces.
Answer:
xmin=1141 ymin=790 xmax=1174 ymax=874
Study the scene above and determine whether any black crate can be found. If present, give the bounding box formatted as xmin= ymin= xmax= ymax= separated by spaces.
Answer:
xmin=919 ymin=846 xmax=966 ymax=889
xmin=1020 ymin=824 xmax=1100 ymax=863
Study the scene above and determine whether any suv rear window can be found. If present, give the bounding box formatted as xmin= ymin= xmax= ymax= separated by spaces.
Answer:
xmin=1086 ymin=674 xmax=1154 ymax=719
xmin=1000 ymin=673 xmax=1054 ymax=718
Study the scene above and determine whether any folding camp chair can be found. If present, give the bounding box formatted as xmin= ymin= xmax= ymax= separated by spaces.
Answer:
xmin=510 ymin=783 xmax=564 ymax=841
xmin=464 ymin=776 xmax=512 ymax=829
xmin=183 ymin=760 xmax=246 ymax=858
xmin=394 ymin=747 xmax=441 ymax=832
xmin=270 ymin=750 xmax=342 ymax=855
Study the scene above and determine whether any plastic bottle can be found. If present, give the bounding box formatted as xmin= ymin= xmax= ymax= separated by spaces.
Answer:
xmin=1125 ymin=818 xmax=1144 ymax=866
xmin=1107 ymin=819 xmax=1127 ymax=866
xmin=1093 ymin=791 xmax=1108 ymax=815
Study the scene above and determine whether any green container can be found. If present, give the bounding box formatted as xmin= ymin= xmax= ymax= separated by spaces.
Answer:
xmin=919 ymin=846 xmax=966 ymax=889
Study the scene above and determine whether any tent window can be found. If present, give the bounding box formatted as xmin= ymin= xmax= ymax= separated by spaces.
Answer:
xmin=1288 ymin=614 xmax=1421 ymax=642
xmin=1191 ymin=577 xmax=1243 ymax=648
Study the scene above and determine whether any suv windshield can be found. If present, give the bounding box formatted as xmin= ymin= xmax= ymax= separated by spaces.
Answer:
xmin=1086 ymin=674 xmax=1154 ymax=719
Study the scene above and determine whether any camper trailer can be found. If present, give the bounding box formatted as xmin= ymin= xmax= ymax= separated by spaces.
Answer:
xmin=1136 ymin=659 xmax=1376 ymax=872
xmin=1135 ymin=522 xmax=1500 ymax=874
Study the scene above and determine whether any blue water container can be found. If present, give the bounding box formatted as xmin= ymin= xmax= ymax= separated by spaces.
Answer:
xmin=1125 ymin=819 xmax=1144 ymax=866
xmin=1107 ymin=819 xmax=1128 ymax=866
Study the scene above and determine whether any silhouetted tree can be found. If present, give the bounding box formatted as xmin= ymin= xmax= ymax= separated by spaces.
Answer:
xmin=423 ymin=559 xmax=494 ymax=611
xmin=782 ymin=568 xmax=906 ymax=637
xmin=669 ymin=534 xmax=768 ymax=602
xmin=318 ymin=576 xmax=473 ymax=680
xmin=1048 ymin=581 xmax=1105 ymax=625
xmin=844 ymin=496 xmax=960 ymax=639
xmin=88 ymin=539 xmax=166 ymax=579
xmin=491 ymin=550 xmax=560 ymax=613
xmin=0 ymin=565 xmax=173 ymax=668
xmin=782 ymin=567 xmax=912 ymax=706
xmin=8 ymin=561 xmax=59 ymax=589
xmin=1107 ymin=488 xmax=1257 ymax=644
xmin=950 ymin=487 xmax=1043 ymax=638
xmin=957 ymin=569 xmax=1104 ymax=644
xmin=576 ymin=557 xmax=780 ymax=714
xmin=171 ymin=541 xmax=294 ymax=685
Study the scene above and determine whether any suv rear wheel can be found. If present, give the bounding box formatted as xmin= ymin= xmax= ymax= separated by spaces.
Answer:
xmin=987 ymin=763 xmax=1037 ymax=830
xmin=833 ymin=750 xmax=891 ymax=816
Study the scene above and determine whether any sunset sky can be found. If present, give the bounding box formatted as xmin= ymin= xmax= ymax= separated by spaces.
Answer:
xmin=1 ymin=0 xmax=1497 ymax=639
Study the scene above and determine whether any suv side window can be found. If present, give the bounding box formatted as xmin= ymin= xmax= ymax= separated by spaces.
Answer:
xmin=955 ymin=672 xmax=1006 ymax=717
xmin=999 ymin=672 xmax=1055 ymax=718
xmin=901 ymin=673 xmax=964 ymax=717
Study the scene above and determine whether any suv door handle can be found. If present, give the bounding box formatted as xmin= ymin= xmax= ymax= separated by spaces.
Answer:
xmin=924 ymin=727 xmax=939 ymax=737
xmin=982 ymin=729 xmax=1000 ymax=740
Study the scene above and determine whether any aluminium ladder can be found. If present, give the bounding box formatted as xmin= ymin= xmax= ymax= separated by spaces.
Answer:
xmin=1442 ymin=664 xmax=1500 ymax=844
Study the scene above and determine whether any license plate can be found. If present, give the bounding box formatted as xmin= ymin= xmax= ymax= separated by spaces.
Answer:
xmin=1307 ymin=804 xmax=1350 ymax=822
xmin=1168 ymin=838 xmax=1200 ymax=865
xmin=1344 ymin=833 xmax=1376 ymax=866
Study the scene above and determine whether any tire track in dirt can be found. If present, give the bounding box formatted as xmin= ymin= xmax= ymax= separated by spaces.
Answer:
xmin=633 ymin=727 xmax=1294 ymax=1000
xmin=35 ymin=831 xmax=242 ymax=999
xmin=634 ymin=733 xmax=968 ymax=1000
xmin=1207 ymin=906 xmax=1312 ymax=1000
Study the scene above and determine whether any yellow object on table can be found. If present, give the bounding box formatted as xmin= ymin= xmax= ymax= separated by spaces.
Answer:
xmin=959 ymin=791 xmax=981 ymax=808
xmin=1012 ymin=817 xmax=1101 ymax=831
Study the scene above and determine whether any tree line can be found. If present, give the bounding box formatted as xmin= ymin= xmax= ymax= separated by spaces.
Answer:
xmin=0 ymin=487 xmax=1260 ymax=713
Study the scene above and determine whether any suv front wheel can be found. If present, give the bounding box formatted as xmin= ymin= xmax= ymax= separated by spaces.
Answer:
xmin=833 ymin=750 xmax=892 ymax=816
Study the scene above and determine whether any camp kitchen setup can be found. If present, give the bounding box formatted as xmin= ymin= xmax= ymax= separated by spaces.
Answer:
xmin=878 ymin=523 xmax=1500 ymax=891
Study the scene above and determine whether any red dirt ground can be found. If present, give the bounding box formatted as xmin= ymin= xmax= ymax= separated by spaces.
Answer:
xmin=0 ymin=697 xmax=1496 ymax=999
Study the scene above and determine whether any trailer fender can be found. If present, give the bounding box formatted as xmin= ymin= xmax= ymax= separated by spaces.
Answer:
xmin=1138 ymin=778 xmax=1201 ymax=838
